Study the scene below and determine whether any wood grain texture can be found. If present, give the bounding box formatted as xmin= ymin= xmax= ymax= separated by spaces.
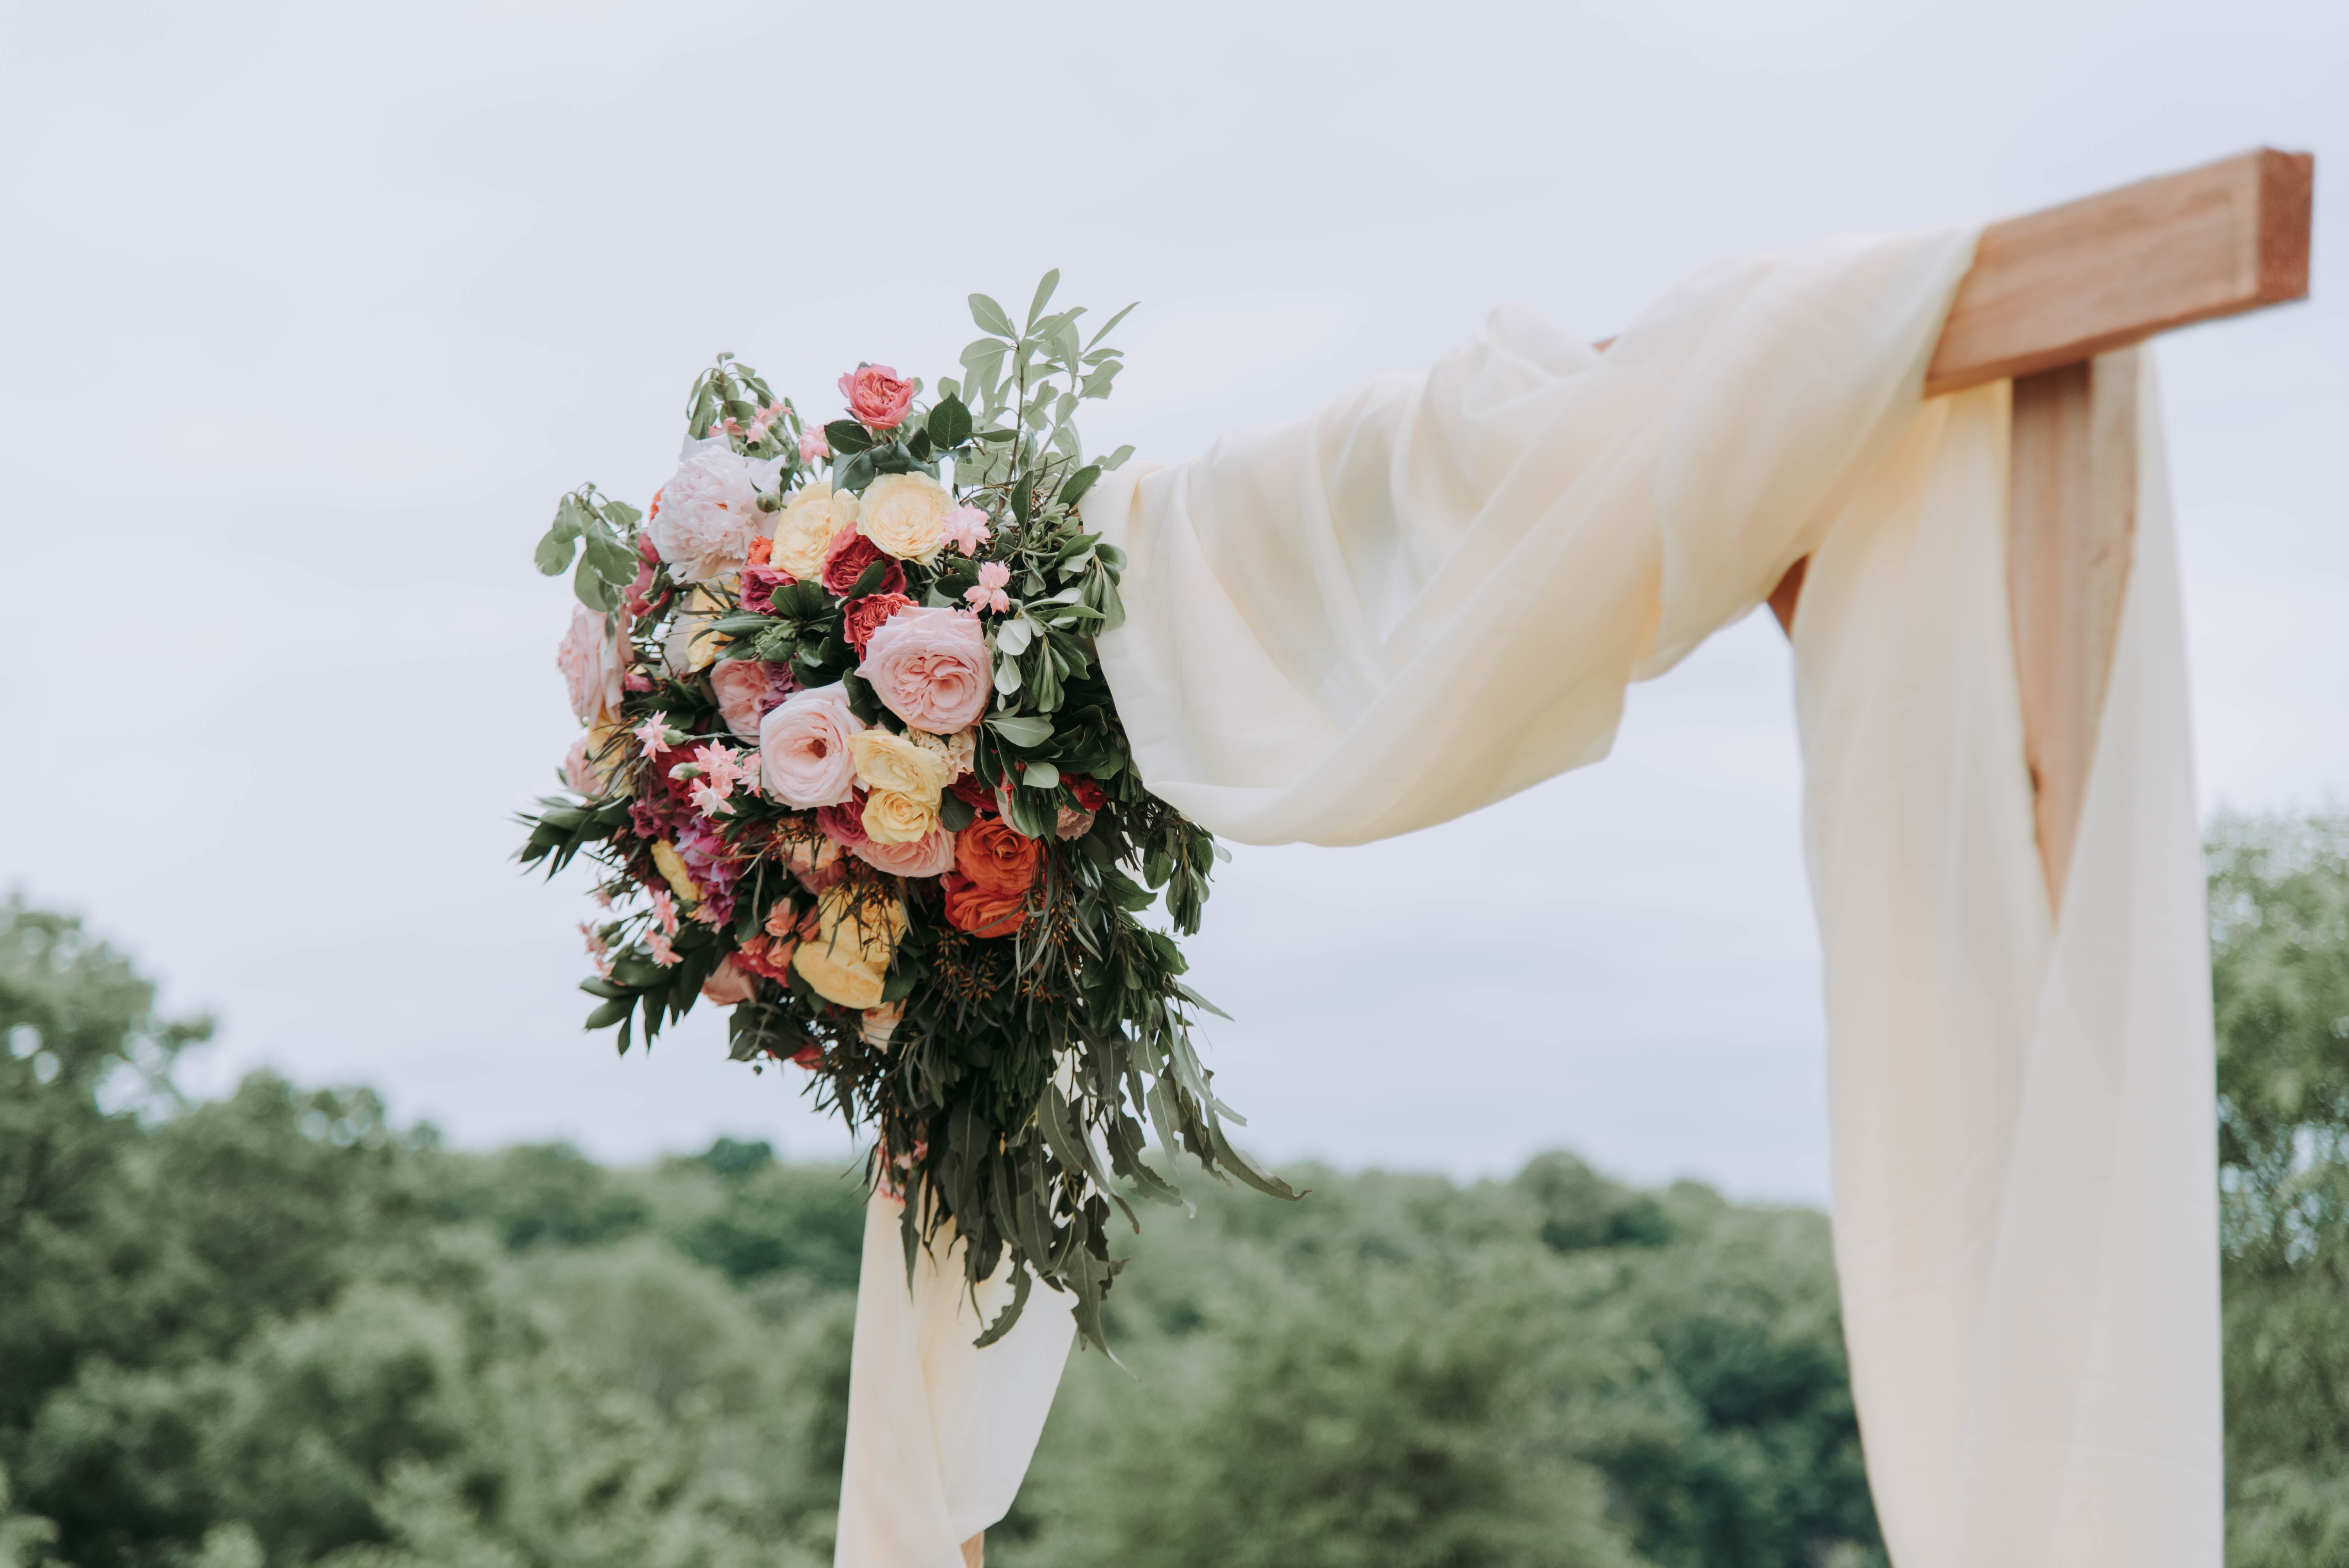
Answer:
xmin=2008 ymin=349 xmax=2142 ymax=914
xmin=1925 ymin=148 xmax=2312 ymax=396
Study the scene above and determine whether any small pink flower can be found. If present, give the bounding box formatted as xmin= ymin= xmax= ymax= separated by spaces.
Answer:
xmin=747 ymin=399 xmax=786 ymax=440
xmin=649 ymin=887 xmax=681 ymax=935
xmin=690 ymin=780 xmax=731 ymax=816
xmin=691 ymin=742 xmax=747 ymax=797
xmin=800 ymin=424 xmax=831 ymax=463
xmin=647 ymin=929 xmax=680 ymax=967
xmin=580 ymin=921 xmax=612 ymax=978
xmin=964 ymin=561 xmax=1011 ymax=615
xmin=941 ymin=506 xmax=992 ymax=555
xmin=838 ymin=364 xmax=916 ymax=430
xmin=633 ymin=712 xmax=673 ymax=753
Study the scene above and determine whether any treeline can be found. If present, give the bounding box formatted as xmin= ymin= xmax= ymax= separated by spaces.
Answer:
xmin=0 ymin=806 xmax=2344 ymax=1566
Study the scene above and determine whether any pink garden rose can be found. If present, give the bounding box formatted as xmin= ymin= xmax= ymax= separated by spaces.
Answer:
xmin=757 ymin=684 xmax=865 ymax=808
xmin=700 ymin=955 xmax=759 ymax=1006
xmin=556 ymin=604 xmax=624 ymax=722
xmin=857 ymin=607 xmax=991 ymax=732
xmin=838 ymin=364 xmax=915 ymax=430
xmin=851 ymin=826 xmax=957 ymax=879
xmin=710 ymin=657 xmax=796 ymax=740
xmin=649 ymin=440 xmax=766 ymax=582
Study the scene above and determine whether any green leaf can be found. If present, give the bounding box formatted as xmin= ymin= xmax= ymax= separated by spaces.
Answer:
xmin=825 ymin=420 xmax=875 ymax=454
xmin=1058 ymin=464 xmax=1103 ymax=508
xmin=938 ymin=791 xmax=975 ymax=832
xmin=534 ymin=529 xmax=577 ymax=576
xmin=582 ymin=528 xmax=636 ymax=586
xmin=1086 ymin=301 xmax=1139 ymax=348
xmin=1102 ymin=444 xmax=1135 ymax=471
xmin=927 ymin=395 xmax=973 ymax=449
xmin=1021 ymin=759 xmax=1061 ymax=789
xmin=1025 ymin=269 xmax=1061 ymax=331
xmin=601 ymin=499 xmax=643 ymax=529
xmin=986 ymin=714 xmax=1054 ymax=747
xmin=573 ymin=554 xmax=616 ymax=613
xmin=969 ymin=293 xmax=1017 ymax=336
xmin=1011 ymin=474 xmax=1033 ymax=525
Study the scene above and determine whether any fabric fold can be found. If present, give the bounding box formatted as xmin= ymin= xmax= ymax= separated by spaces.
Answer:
xmin=1068 ymin=232 xmax=2217 ymax=1566
xmin=834 ymin=1192 xmax=1073 ymax=1568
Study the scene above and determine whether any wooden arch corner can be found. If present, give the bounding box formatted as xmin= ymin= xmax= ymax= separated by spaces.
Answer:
xmin=1764 ymin=147 xmax=2313 ymax=913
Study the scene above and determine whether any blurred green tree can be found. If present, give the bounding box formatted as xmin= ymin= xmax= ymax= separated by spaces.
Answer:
xmin=2209 ymin=809 xmax=2349 ymax=1567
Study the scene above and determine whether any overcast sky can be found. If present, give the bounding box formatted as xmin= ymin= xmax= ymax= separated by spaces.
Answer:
xmin=2 ymin=0 xmax=2342 ymax=1204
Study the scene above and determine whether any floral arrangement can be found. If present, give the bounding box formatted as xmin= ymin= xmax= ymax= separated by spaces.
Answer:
xmin=520 ymin=275 xmax=1292 ymax=1347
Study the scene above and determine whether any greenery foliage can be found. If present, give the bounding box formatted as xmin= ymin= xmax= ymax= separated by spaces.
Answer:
xmin=2210 ymin=809 xmax=2349 ymax=1566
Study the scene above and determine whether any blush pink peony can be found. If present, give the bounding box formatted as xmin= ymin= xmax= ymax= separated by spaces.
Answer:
xmin=757 ymin=684 xmax=865 ymax=808
xmin=557 ymin=604 xmax=625 ymax=722
xmin=851 ymin=826 xmax=958 ymax=879
xmin=838 ymin=364 xmax=915 ymax=430
xmin=710 ymin=658 xmax=797 ymax=739
xmin=857 ymin=607 xmax=991 ymax=732
xmin=649 ymin=440 xmax=767 ymax=582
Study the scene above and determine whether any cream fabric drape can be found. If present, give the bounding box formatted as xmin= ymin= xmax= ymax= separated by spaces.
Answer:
xmin=836 ymin=225 xmax=2221 ymax=1568
xmin=833 ymin=1194 xmax=1073 ymax=1568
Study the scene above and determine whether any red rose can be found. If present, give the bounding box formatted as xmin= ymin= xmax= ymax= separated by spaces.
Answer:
xmin=841 ymin=592 xmax=914 ymax=655
xmin=821 ymin=529 xmax=908 ymax=598
xmin=949 ymin=773 xmax=996 ymax=815
xmin=740 ymin=565 xmax=791 ymax=615
xmin=1069 ymin=775 xmax=1107 ymax=812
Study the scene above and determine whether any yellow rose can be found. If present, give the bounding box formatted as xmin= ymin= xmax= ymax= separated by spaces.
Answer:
xmin=849 ymin=729 xmax=953 ymax=804
xmin=650 ymin=839 xmax=702 ymax=904
xmin=791 ymin=884 xmax=906 ymax=1009
xmin=861 ymin=788 xmax=939 ymax=846
xmin=771 ymin=482 xmax=859 ymax=579
xmin=857 ymin=472 xmax=952 ymax=560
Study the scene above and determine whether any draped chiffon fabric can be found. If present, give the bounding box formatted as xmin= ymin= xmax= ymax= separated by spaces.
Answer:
xmin=835 ymin=226 xmax=2221 ymax=1568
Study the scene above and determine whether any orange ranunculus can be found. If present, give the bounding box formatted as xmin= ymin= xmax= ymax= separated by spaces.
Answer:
xmin=942 ymin=819 xmax=1042 ymax=937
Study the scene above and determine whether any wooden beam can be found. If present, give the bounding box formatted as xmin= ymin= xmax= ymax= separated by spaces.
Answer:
xmin=2008 ymin=349 xmax=2142 ymax=911
xmin=1761 ymin=148 xmax=2312 ymax=911
xmin=1925 ymin=148 xmax=2312 ymax=395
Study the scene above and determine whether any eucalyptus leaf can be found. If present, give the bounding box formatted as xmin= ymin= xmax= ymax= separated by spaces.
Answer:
xmin=969 ymin=293 xmax=1017 ymax=336
xmin=1025 ymin=269 xmax=1060 ymax=330
xmin=986 ymin=713 xmax=1053 ymax=747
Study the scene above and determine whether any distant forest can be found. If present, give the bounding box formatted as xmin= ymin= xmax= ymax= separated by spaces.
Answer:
xmin=2 ymin=808 xmax=2344 ymax=1567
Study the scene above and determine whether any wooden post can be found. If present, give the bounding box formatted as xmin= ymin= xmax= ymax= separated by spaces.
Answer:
xmin=1759 ymin=146 xmax=2313 ymax=914
xmin=2008 ymin=349 xmax=2140 ymax=911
